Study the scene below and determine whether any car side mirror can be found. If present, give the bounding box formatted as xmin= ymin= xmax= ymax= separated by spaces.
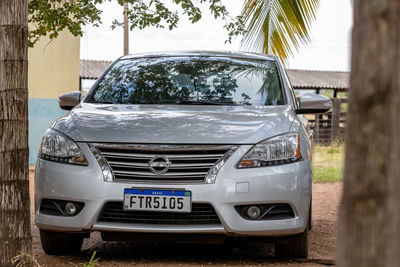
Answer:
xmin=296 ymin=93 xmax=331 ymax=114
xmin=59 ymin=91 xmax=82 ymax=110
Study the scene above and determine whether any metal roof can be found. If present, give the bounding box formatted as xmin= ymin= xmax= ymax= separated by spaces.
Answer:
xmin=286 ymin=69 xmax=349 ymax=91
xmin=80 ymin=59 xmax=112 ymax=80
xmin=80 ymin=58 xmax=349 ymax=91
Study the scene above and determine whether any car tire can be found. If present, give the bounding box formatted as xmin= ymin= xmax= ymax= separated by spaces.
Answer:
xmin=275 ymin=228 xmax=308 ymax=258
xmin=40 ymin=229 xmax=84 ymax=255
xmin=308 ymin=199 xmax=312 ymax=231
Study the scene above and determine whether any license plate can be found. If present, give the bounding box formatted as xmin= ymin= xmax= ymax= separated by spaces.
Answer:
xmin=123 ymin=188 xmax=192 ymax=212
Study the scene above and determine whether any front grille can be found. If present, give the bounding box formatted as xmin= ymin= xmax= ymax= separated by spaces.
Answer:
xmin=92 ymin=144 xmax=233 ymax=183
xmin=98 ymin=202 xmax=221 ymax=225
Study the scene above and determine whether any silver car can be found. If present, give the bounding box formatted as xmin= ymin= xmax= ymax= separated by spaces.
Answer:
xmin=35 ymin=51 xmax=331 ymax=258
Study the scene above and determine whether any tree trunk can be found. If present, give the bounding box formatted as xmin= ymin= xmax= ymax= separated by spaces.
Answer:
xmin=0 ymin=0 xmax=31 ymax=266
xmin=338 ymin=1 xmax=400 ymax=267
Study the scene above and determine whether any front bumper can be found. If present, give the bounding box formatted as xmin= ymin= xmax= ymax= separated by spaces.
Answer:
xmin=35 ymin=144 xmax=312 ymax=237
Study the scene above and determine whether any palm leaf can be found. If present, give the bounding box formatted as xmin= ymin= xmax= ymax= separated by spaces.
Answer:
xmin=241 ymin=0 xmax=320 ymax=63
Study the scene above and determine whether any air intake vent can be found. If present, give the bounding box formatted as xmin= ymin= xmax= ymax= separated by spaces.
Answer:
xmin=39 ymin=199 xmax=84 ymax=217
xmin=98 ymin=202 xmax=222 ymax=225
xmin=235 ymin=203 xmax=295 ymax=220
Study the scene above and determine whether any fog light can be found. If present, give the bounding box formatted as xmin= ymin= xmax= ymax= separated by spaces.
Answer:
xmin=65 ymin=202 xmax=77 ymax=215
xmin=247 ymin=206 xmax=261 ymax=219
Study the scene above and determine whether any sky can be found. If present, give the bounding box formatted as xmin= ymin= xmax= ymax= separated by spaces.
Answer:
xmin=80 ymin=0 xmax=353 ymax=71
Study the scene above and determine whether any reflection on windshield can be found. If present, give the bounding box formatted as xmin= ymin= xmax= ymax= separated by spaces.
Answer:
xmin=89 ymin=57 xmax=284 ymax=106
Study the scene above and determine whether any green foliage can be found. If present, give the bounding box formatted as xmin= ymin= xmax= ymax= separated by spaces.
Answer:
xmin=28 ymin=0 xmax=246 ymax=47
xmin=28 ymin=0 xmax=102 ymax=47
xmin=313 ymin=144 xmax=344 ymax=183
xmin=241 ymin=0 xmax=320 ymax=62
xmin=70 ymin=251 xmax=100 ymax=267
xmin=83 ymin=251 xmax=99 ymax=267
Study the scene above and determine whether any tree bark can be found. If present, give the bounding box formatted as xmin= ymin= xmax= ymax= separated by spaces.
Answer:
xmin=338 ymin=1 xmax=400 ymax=267
xmin=0 ymin=0 xmax=31 ymax=266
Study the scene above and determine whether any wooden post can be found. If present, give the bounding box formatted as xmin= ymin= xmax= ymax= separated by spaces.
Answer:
xmin=315 ymin=114 xmax=320 ymax=144
xmin=313 ymin=89 xmax=321 ymax=143
xmin=331 ymin=98 xmax=341 ymax=143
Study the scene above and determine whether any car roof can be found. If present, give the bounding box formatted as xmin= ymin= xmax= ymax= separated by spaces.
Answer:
xmin=120 ymin=50 xmax=277 ymax=62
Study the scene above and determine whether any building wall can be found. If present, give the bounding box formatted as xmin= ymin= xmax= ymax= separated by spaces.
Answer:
xmin=28 ymin=31 xmax=80 ymax=164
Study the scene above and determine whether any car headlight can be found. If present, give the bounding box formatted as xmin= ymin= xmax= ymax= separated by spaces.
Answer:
xmin=39 ymin=128 xmax=88 ymax=165
xmin=237 ymin=132 xmax=301 ymax=168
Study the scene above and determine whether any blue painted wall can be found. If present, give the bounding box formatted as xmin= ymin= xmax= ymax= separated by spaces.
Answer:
xmin=29 ymin=98 xmax=66 ymax=164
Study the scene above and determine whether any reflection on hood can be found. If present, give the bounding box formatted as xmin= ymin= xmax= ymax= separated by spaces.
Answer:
xmin=52 ymin=104 xmax=295 ymax=144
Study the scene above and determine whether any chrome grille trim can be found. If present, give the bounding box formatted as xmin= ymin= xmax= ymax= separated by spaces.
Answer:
xmin=93 ymin=143 xmax=235 ymax=151
xmin=113 ymin=170 xmax=209 ymax=177
xmin=101 ymin=152 xmax=224 ymax=160
xmin=107 ymin=161 xmax=215 ymax=169
xmin=90 ymin=144 xmax=236 ymax=183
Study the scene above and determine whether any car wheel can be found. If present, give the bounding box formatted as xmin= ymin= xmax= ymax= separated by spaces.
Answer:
xmin=308 ymin=199 xmax=312 ymax=231
xmin=275 ymin=228 xmax=308 ymax=258
xmin=40 ymin=229 xmax=84 ymax=255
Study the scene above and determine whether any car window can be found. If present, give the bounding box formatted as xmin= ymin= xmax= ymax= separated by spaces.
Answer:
xmin=88 ymin=57 xmax=285 ymax=106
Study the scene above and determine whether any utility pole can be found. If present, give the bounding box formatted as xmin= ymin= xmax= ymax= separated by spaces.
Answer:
xmin=123 ymin=2 xmax=129 ymax=55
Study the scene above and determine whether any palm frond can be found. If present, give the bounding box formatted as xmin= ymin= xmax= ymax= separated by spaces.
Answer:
xmin=241 ymin=0 xmax=320 ymax=63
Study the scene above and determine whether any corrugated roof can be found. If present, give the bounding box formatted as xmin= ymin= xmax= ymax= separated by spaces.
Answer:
xmin=80 ymin=59 xmax=349 ymax=91
xmin=286 ymin=69 xmax=349 ymax=91
xmin=80 ymin=59 xmax=112 ymax=79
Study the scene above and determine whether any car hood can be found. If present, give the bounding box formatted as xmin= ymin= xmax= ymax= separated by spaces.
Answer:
xmin=52 ymin=104 xmax=295 ymax=144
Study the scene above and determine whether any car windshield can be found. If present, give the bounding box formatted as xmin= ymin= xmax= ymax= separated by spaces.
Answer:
xmin=88 ymin=57 xmax=285 ymax=106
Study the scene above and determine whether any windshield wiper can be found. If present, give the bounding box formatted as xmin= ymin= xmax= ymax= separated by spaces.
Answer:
xmin=87 ymin=100 xmax=116 ymax=104
xmin=176 ymin=100 xmax=238 ymax=105
xmin=98 ymin=101 xmax=116 ymax=104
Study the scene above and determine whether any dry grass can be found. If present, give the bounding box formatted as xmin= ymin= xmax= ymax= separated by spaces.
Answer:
xmin=313 ymin=144 xmax=344 ymax=183
xmin=11 ymin=253 xmax=40 ymax=267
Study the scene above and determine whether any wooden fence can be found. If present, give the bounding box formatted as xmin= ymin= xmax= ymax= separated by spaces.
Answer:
xmin=308 ymin=98 xmax=347 ymax=145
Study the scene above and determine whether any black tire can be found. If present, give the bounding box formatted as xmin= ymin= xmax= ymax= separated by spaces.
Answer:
xmin=275 ymin=228 xmax=308 ymax=258
xmin=308 ymin=198 xmax=312 ymax=231
xmin=40 ymin=229 xmax=84 ymax=255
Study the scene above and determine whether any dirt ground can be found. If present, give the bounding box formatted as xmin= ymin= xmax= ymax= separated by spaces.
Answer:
xmin=29 ymin=170 xmax=342 ymax=266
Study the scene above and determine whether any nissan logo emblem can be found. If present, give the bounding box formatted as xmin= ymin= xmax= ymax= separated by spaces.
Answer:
xmin=148 ymin=156 xmax=171 ymax=174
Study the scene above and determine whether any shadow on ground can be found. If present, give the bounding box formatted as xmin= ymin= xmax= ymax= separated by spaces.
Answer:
xmin=37 ymin=234 xmax=333 ymax=266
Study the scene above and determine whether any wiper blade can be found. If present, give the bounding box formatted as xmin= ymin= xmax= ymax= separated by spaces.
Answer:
xmin=177 ymin=100 xmax=237 ymax=105
xmin=237 ymin=101 xmax=252 ymax=106
xmin=88 ymin=101 xmax=116 ymax=104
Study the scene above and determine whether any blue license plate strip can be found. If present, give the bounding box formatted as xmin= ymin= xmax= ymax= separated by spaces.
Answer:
xmin=124 ymin=188 xmax=191 ymax=197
